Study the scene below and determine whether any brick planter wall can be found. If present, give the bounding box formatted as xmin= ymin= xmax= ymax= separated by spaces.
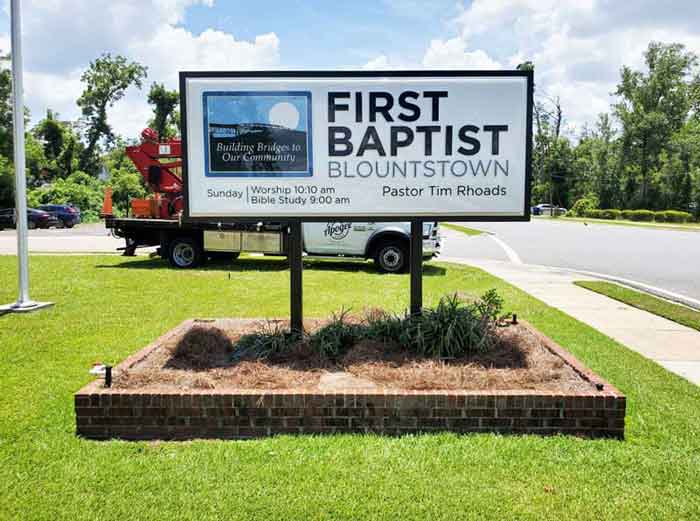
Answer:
xmin=75 ymin=321 xmax=626 ymax=440
xmin=76 ymin=389 xmax=625 ymax=440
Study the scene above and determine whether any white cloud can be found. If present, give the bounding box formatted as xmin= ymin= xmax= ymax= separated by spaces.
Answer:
xmin=362 ymin=55 xmax=392 ymax=70
xmin=422 ymin=38 xmax=501 ymax=69
xmin=362 ymin=0 xmax=700 ymax=134
xmin=1 ymin=0 xmax=280 ymax=137
xmin=442 ymin=0 xmax=700 ymax=133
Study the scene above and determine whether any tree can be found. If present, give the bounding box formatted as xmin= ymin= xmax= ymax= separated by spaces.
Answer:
xmin=33 ymin=109 xmax=64 ymax=161
xmin=0 ymin=155 xmax=13 ymax=208
xmin=147 ymin=82 xmax=179 ymax=139
xmin=614 ymin=42 xmax=700 ymax=208
xmin=77 ymin=53 xmax=147 ymax=173
xmin=102 ymin=139 xmax=146 ymax=214
xmin=532 ymin=95 xmax=569 ymax=206
xmin=0 ymin=52 xmax=12 ymax=159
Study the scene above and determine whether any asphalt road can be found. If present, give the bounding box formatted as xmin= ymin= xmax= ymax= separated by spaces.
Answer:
xmin=2 ymin=219 xmax=699 ymax=302
xmin=0 ymin=223 xmax=123 ymax=253
xmin=442 ymin=217 xmax=700 ymax=301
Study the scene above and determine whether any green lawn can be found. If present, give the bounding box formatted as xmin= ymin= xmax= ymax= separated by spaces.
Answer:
xmin=575 ymin=280 xmax=700 ymax=332
xmin=1 ymin=255 xmax=700 ymax=520
xmin=440 ymin=222 xmax=484 ymax=235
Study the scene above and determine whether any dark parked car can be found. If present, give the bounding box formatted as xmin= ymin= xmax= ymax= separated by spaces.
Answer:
xmin=531 ymin=203 xmax=567 ymax=216
xmin=0 ymin=208 xmax=60 ymax=230
xmin=38 ymin=204 xmax=81 ymax=228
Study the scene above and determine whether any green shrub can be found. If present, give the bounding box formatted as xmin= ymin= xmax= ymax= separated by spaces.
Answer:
xmin=234 ymin=321 xmax=302 ymax=360
xmin=582 ymin=208 xmax=622 ymax=220
xmin=27 ymin=171 xmax=104 ymax=218
xmin=233 ymin=291 xmax=506 ymax=361
xmin=583 ymin=209 xmax=604 ymax=219
xmin=599 ymin=209 xmax=621 ymax=220
xmin=402 ymin=292 xmax=502 ymax=357
xmin=570 ymin=197 xmax=597 ymax=217
xmin=626 ymin=209 xmax=655 ymax=222
xmin=655 ymin=210 xmax=692 ymax=223
xmin=309 ymin=309 xmax=362 ymax=358
xmin=364 ymin=309 xmax=405 ymax=342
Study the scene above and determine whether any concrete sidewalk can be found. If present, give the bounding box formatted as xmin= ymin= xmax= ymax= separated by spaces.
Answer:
xmin=443 ymin=256 xmax=700 ymax=384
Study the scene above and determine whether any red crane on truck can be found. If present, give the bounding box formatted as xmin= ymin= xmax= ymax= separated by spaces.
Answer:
xmin=122 ymin=127 xmax=184 ymax=219
xmin=100 ymin=127 xmax=287 ymax=262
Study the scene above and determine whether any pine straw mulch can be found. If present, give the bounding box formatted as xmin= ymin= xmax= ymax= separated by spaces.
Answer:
xmin=113 ymin=319 xmax=594 ymax=393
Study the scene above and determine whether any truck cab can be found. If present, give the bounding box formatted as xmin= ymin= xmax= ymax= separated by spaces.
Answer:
xmin=301 ymin=221 xmax=440 ymax=272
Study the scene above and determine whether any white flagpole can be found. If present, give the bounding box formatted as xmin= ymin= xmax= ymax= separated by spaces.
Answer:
xmin=1 ymin=0 xmax=52 ymax=314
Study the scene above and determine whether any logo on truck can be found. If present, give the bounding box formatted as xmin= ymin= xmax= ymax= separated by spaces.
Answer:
xmin=324 ymin=222 xmax=351 ymax=240
xmin=203 ymin=91 xmax=313 ymax=178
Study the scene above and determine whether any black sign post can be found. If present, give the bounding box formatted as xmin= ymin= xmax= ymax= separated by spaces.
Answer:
xmin=410 ymin=220 xmax=423 ymax=315
xmin=289 ymin=221 xmax=304 ymax=333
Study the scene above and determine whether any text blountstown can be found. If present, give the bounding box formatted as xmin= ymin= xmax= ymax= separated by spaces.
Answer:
xmin=180 ymin=70 xmax=533 ymax=222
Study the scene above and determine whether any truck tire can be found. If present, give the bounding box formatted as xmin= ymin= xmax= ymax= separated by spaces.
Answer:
xmin=374 ymin=240 xmax=408 ymax=273
xmin=168 ymin=236 xmax=204 ymax=269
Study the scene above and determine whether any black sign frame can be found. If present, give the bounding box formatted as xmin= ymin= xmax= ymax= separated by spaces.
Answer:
xmin=179 ymin=69 xmax=534 ymax=224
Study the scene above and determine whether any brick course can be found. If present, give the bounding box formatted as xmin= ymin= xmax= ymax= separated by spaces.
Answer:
xmin=75 ymin=388 xmax=625 ymax=440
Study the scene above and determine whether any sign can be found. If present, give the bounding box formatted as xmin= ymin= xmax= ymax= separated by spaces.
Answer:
xmin=180 ymin=71 xmax=532 ymax=222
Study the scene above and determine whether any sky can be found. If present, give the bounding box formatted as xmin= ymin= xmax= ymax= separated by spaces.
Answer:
xmin=1 ymin=0 xmax=699 ymax=139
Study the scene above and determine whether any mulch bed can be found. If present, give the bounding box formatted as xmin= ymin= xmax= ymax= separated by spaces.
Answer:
xmin=113 ymin=318 xmax=595 ymax=393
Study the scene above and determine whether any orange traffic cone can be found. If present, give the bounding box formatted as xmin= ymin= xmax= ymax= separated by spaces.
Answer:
xmin=100 ymin=186 xmax=113 ymax=218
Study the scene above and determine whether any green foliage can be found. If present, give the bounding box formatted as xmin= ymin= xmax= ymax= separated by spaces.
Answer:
xmin=401 ymin=292 xmax=502 ymax=358
xmin=231 ymin=292 xmax=505 ymax=361
xmin=655 ymin=210 xmax=692 ymax=223
xmin=614 ymin=42 xmax=700 ymax=209
xmin=101 ymin=142 xmax=146 ymax=215
xmin=625 ymin=209 xmax=655 ymax=221
xmin=309 ymin=309 xmax=362 ymax=358
xmin=234 ymin=321 xmax=303 ymax=360
xmin=580 ymin=208 xmax=696 ymax=224
xmin=0 ymin=52 xmax=13 ymax=158
xmin=600 ymin=209 xmax=621 ymax=220
xmin=147 ymin=82 xmax=179 ymax=139
xmin=33 ymin=109 xmax=64 ymax=161
xmin=77 ymin=53 xmax=147 ymax=172
xmin=570 ymin=197 xmax=598 ymax=217
xmin=0 ymin=154 xmax=13 ymax=208
xmin=583 ymin=209 xmax=604 ymax=219
xmin=27 ymin=171 xmax=104 ymax=220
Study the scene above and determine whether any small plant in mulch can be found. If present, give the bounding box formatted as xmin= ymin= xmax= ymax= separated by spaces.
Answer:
xmin=234 ymin=290 xmax=508 ymax=361
xmin=309 ymin=309 xmax=364 ymax=358
xmin=233 ymin=320 xmax=305 ymax=361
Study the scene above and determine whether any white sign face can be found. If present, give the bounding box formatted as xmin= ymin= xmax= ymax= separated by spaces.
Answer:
xmin=181 ymin=72 xmax=532 ymax=220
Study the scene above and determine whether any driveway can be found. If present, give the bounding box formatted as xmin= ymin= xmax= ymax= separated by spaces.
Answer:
xmin=441 ymin=217 xmax=700 ymax=302
xmin=0 ymin=223 xmax=122 ymax=254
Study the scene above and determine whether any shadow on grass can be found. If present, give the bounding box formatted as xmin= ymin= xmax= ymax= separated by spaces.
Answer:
xmin=96 ymin=257 xmax=448 ymax=276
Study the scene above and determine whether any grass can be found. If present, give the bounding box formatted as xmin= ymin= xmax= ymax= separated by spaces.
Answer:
xmin=441 ymin=222 xmax=483 ymax=235
xmin=558 ymin=215 xmax=700 ymax=232
xmin=1 ymin=254 xmax=700 ymax=520
xmin=575 ymin=280 xmax=700 ymax=331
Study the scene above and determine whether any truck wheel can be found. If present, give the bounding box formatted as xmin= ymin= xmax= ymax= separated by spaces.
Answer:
xmin=374 ymin=241 xmax=408 ymax=273
xmin=168 ymin=237 xmax=204 ymax=268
